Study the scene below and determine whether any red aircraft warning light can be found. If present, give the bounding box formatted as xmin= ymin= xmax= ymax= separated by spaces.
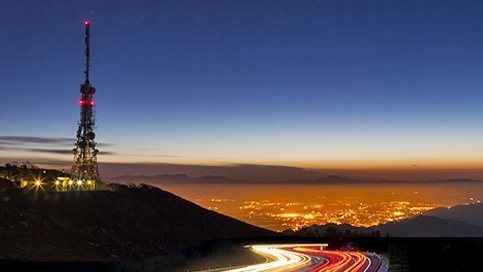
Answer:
xmin=84 ymin=20 xmax=90 ymax=25
xmin=78 ymin=99 xmax=95 ymax=106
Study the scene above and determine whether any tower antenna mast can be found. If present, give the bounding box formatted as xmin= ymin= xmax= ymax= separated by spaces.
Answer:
xmin=71 ymin=20 xmax=100 ymax=190
xmin=84 ymin=20 xmax=90 ymax=83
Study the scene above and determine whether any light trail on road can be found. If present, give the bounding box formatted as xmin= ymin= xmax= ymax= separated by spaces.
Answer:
xmin=220 ymin=244 xmax=387 ymax=272
xmin=225 ymin=245 xmax=312 ymax=272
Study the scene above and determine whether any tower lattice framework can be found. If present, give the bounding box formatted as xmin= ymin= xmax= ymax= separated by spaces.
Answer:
xmin=71 ymin=20 xmax=99 ymax=189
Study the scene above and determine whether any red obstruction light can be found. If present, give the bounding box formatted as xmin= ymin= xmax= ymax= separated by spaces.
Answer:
xmin=84 ymin=20 xmax=90 ymax=25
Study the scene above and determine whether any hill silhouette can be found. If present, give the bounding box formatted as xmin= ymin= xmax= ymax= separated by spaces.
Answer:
xmin=287 ymin=204 xmax=483 ymax=237
xmin=376 ymin=215 xmax=483 ymax=237
xmin=0 ymin=183 xmax=273 ymax=261
xmin=423 ymin=203 xmax=483 ymax=227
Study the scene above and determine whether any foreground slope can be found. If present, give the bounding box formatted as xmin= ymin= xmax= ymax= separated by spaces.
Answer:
xmin=0 ymin=183 xmax=273 ymax=261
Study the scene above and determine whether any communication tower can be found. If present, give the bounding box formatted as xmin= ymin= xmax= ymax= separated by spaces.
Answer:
xmin=71 ymin=20 xmax=99 ymax=189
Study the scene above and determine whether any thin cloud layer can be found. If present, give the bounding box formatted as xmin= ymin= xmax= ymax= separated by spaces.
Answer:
xmin=0 ymin=135 xmax=115 ymax=156
xmin=0 ymin=136 xmax=74 ymax=145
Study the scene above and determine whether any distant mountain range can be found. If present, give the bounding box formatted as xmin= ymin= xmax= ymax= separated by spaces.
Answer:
xmin=110 ymin=173 xmax=482 ymax=185
xmin=285 ymin=203 xmax=483 ymax=237
xmin=97 ymin=162 xmax=322 ymax=182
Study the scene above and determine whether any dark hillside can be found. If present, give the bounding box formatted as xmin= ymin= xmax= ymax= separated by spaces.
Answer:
xmin=0 ymin=183 xmax=273 ymax=261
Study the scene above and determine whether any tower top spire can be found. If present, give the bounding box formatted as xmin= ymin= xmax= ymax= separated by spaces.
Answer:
xmin=84 ymin=20 xmax=90 ymax=84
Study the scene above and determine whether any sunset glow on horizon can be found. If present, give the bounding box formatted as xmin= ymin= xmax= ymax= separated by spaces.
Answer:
xmin=1 ymin=1 xmax=483 ymax=181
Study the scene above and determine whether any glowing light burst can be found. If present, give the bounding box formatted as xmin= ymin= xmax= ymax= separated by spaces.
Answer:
xmin=34 ymin=179 xmax=43 ymax=187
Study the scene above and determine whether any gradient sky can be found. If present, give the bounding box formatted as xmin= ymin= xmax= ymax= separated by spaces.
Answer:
xmin=1 ymin=0 xmax=483 ymax=176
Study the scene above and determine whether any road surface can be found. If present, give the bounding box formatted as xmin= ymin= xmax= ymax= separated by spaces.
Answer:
xmin=218 ymin=244 xmax=388 ymax=272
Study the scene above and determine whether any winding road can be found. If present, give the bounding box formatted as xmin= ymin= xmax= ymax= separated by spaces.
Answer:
xmin=221 ymin=244 xmax=388 ymax=272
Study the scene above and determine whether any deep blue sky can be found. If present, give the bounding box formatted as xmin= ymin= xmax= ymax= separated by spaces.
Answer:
xmin=1 ymin=0 xmax=483 ymax=173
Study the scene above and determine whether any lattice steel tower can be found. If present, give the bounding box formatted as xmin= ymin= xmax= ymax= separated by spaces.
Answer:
xmin=71 ymin=20 xmax=99 ymax=189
